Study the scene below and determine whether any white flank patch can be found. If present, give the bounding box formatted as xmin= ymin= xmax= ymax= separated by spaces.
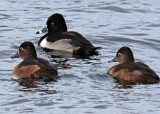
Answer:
xmin=133 ymin=70 xmax=142 ymax=75
xmin=40 ymin=38 xmax=73 ymax=52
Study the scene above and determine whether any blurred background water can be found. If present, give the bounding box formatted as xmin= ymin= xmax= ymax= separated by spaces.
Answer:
xmin=0 ymin=0 xmax=160 ymax=113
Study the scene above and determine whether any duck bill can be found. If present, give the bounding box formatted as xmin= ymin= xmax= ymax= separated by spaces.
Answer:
xmin=108 ymin=57 xmax=116 ymax=63
xmin=36 ymin=25 xmax=48 ymax=34
xmin=11 ymin=52 xmax=19 ymax=58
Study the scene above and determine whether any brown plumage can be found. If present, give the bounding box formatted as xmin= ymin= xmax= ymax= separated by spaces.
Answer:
xmin=12 ymin=41 xmax=59 ymax=81
xmin=108 ymin=47 xmax=159 ymax=84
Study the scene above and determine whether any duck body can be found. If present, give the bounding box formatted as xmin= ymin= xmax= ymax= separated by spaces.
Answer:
xmin=37 ymin=13 xmax=99 ymax=55
xmin=108 ymin=47 xmax=159 ymax=84
xmin=12 ymin=41 xmax=59 ymax=82
xmin=109 ymin=62 xmax=159 ymax=84
xmin=39 ymin=31 xmax=98 ymax=54
xmin=12 ymin=58 xmax=58 ymax=81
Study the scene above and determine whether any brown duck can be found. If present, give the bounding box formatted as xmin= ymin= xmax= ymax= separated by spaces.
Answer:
xmin=108 ymin=46 xmax=159 ymax=84
xmin=12 ymin=41 xmax=59 ymax=81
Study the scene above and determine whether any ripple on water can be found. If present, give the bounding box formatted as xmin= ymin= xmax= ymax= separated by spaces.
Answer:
xmin=1 ymin=0 xmax=160 ymax=114
xmin=98 ymin=6 xmax=130 ymax=13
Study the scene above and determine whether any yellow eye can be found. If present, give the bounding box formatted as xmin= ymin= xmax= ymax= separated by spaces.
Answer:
xmin=51 ymin=22 xmax=54 ymax=26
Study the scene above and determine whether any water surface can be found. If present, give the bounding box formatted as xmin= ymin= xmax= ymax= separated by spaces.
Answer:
xmin=0 ymin=0 xmax=160 ymax=114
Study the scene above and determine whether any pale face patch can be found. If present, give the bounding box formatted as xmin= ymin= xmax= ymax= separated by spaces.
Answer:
xmin=40 ymin=38 xmax=74 ymax=53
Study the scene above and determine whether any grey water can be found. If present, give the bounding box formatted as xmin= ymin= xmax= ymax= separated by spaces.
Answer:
xmin=1 ymin=0 xmax=160 ymax=113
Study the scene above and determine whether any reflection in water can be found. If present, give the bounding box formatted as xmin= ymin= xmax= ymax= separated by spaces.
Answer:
xmin=43 ymin=48 xmax=99 ymax=59
xmin=17 ymin=79 xmax=58 ymax=95
xmin=43 ymin=49 xmax=74 ymax=58
xmin=115 ymin=85 xmax=133 ymax=89
xmin=18 ymin=87 xmax=57 ymax=95
xmin=16 ymin=79 xmax=41 ymax=88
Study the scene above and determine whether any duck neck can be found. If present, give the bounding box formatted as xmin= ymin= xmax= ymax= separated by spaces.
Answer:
xmin=21 ymin=48 xmax=37 ymax=60
xmin=122 ymin=56 xmax=134 ymax=63
xmin=38 ymin=33 xmax=50 ymax=45
xmin=22 ymin=56 xmax=36 ymax=60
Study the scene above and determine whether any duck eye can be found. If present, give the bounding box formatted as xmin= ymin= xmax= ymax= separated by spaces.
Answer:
xmin=51 ymin=22 xmax=54 ymax=26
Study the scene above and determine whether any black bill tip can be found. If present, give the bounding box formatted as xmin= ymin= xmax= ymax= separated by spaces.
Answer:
xmin=36 ymin=30 xmax=42 ymax=34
